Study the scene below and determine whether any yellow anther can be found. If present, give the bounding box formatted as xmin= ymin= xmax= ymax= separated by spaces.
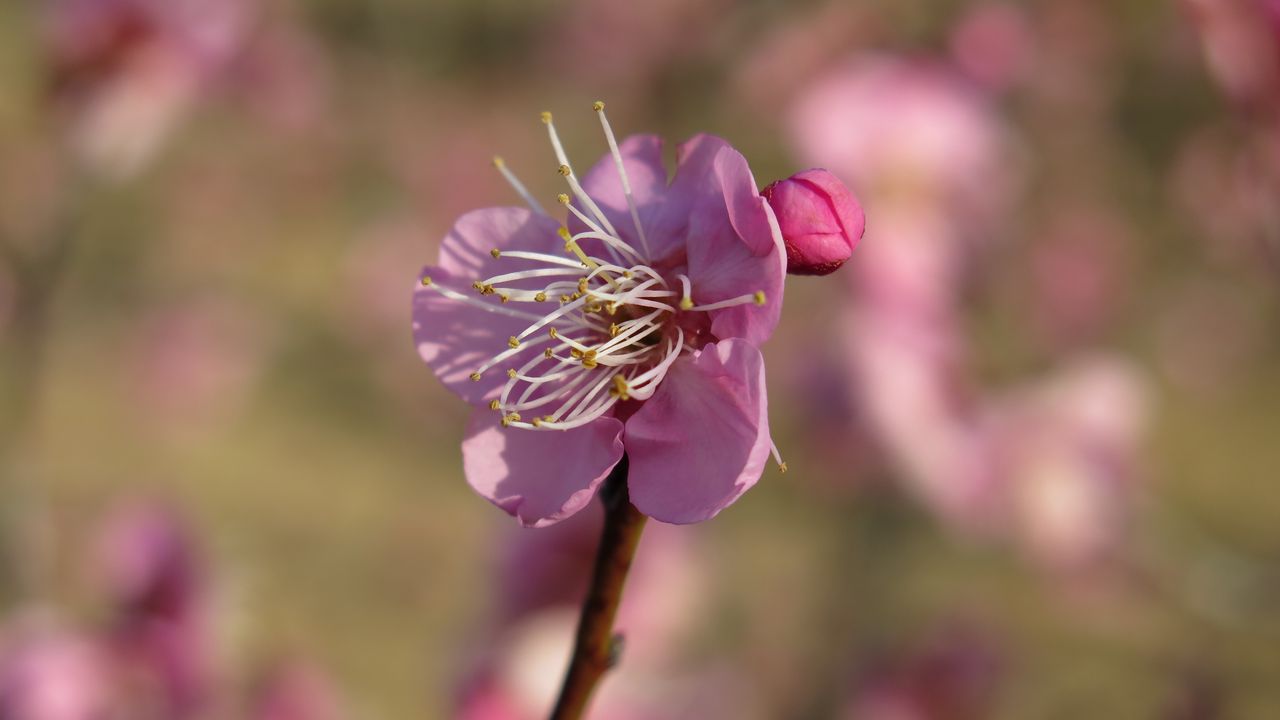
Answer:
xmin=592 ymin=100 xmax=605 ymax=112
xmin=558 ymin=226 xmax=572 ymax=241
xmin=507 ymin=368 xmax=518 ymax=378
xmin=577 ymin=278 xmax=589 ymax=293
xmin=622 ymin=270 xmax=633 ymax=279
xmin=470 ymin=372 xmax=482 ymax=382
xmin=560 ymin=295 xmax=571 ymax=304
xmin=610 ymin=374 xmax=630 ymax=400
xmin=499 ymin=294 xmax=510 ymax=304
xmin=508 ymin=412 xmax=521 ymax=421
xmin=753 ymin=291 xmax=767 ymax=306
xmin=605 ymin=302 xmax=619 ymax=315
xmin=679 ymin=297 xmax=694 ymax=310
xmin=472 ymin=280 xmax=485 ymax=292
xmin=543 ymin=348 xmax=554 ymax=358
xmin=583 ymin=349 xmax=597 ymax=361
xmin=548 ymin=327 xmax=559 ymax=339
xmin=501 ymin=415 xmax=512 ymax=427
xmin=531 ymin=417 xmax=543 ymax=427
xmin=582 ymin=357 xmax=598 ymax=369
xmin=557 ymin=164 xmax=572 ymax=177
xmin=492 ymin=155 xmax=505 ymax=168
xmin=508 ymin=336 xmax=520 ymax=349
xmin=585 ymin=302 xmax=603 ymax=313
xmin=609 ymin=323 xmax=620 ymax=337
xmin=540 ymin=111 xmax=552 ymax=124
xmin=534 ymin=291 xmax=548 ymax=302
xmin=490 ymin=248 xmax=501 ymax=259
xmin=489 ymin=399 xmax=501 ymax=410
xmin=557 ymin=193 xmax=571 ymax=205
xmin=778 ymin=462 xmax=788 ymax=474
xmin=570 ymin=348 xmax=584 ymax=359
xmin=420 ymin=275 xmax=432 ymax=286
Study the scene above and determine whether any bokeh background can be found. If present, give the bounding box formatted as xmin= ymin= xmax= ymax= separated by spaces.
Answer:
xmin=2 ymin=0 xmax=1279 ymax=717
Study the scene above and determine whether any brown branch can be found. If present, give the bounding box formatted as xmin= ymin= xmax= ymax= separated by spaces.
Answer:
xmin=548 ymin=455 xmax=647 ymax=720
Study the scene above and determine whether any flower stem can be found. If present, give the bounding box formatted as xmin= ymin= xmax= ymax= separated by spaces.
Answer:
xmin=549 ymin=455 xmax=647 ymax=720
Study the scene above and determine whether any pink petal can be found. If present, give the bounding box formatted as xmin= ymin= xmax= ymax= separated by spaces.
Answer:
xmin=676 ymin=138 xmax=786 ymax=346
xmin=436 ymin=206 xmax=563 ymax=278
xmin=572 ymin=134 xmax=676 ymax=259
xmin=463 ymin=409 xmax=624 ymax=527
xmin=624 ymin=339 xmax=771 ymax=524
xmin=412 ymin=208 xmax=563 ymax=405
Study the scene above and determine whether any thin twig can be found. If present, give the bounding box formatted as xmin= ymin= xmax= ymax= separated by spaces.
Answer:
xmin=548 ymin=455 xmax=647 ymax=720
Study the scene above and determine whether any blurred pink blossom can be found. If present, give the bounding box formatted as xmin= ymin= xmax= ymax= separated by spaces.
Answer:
xmin=548 ymin=0 xmax=730 ymax=90
xmin=0 ymin=618 xmax=109 ymax=720
xmin=841 ymin=625 xmax=1003 ymax=720
xmin=457 ymin=507 xmax=711 ymax=719
xmin=948 ymin=3 xmax=1037 ymax=93
xmin=1024 ymin=206 xmax=1133 ymax=350
xmin=94 ymin=501 xmax=214 ymax=717
xmin=44 ymin=0 xmax=254 ymax=177
xmin=983 ymin=356 xmax=1148 ymax=574
xmin=1183 ymin=0 xmax=1280 ymax=109
xmin=789 ymin=56 xmax=1020 ymax=245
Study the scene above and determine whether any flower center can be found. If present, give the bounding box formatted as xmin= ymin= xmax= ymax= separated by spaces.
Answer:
xmin=419 ymin=103 xmax=764 ymax=431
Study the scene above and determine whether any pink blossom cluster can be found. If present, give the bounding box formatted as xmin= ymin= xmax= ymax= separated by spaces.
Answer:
xmin=0 ymin=502 xmax=341 ymax=720
xmin=788 ymin=54 xmax=1149 ymax=576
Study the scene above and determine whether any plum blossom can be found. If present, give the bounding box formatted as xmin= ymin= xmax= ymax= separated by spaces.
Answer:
xmin=983 ymin=356 xmax=1148 ymax=574
xmin=761 ymin=169 xmax=865 ymax=276
xmin=0 ymin=618 xmax=109 ymax=720
xmin=413 ymin=104 xmax=787 ymax=527
xmin=94 ymin=501 xmax=213 ymax=717
xmin=43 ymin=0 xmax=253 ymax=177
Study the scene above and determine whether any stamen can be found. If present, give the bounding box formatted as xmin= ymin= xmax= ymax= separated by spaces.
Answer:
xmin=677 ymin=273 xmax=693 ymax=310
xmin=610 ymin=374 xmax=630 ymax=400
xmin=769 ymin=440 xmax=787 ymax=473
xmin=492 ymin=156 xmax=546 ymax=215
xmin=594 ymin=100 xmax=653 ymax=259
xmin=687 ymin=291 xmax=768 ymax=312
xmin=542 ymin=113 xmax=620 ymax=238
xmin=420 ymin=280 xmax=572 ymax=324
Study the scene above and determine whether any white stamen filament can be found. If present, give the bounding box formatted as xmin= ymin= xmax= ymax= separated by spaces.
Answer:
xmin=492 ymin=156 xmax=546 ymax=214
xmin=593 ymin=101 xmax=653 ymax=259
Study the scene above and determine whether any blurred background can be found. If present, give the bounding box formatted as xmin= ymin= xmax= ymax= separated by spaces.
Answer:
xmin=1 ymin=0 xmax=1278 ymax=717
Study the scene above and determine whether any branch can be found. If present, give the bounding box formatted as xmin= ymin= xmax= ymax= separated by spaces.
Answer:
xmin=548 ymin=455 xmax=647 ymax=720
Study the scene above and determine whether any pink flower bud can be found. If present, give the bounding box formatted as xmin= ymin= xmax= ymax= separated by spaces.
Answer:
xmin=761 ymin=169 xmax=865 ymax=276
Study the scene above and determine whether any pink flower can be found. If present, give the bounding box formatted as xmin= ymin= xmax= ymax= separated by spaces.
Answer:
xmin=761 ymin=169 xmax=865 ymax=276
xmin=984 ymin=355 xmax=1147 ymax=574
xmin=412 ymin=105 xmax=786 ymax=526
xmin=94 ymin=502 xmax=213 ymax=717
xmin=788 ymin=56 xmax=1017 ymax=243
xmin=43 ymin=0 xmax=252 ymax=177
xmin=0 ymin=619 xmax=109 ymax=720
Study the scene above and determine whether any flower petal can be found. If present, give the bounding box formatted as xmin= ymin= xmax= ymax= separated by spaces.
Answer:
xmin=437 ymin=206 xmax=563 ymax=278
xmin=667 ymin=136 xmax=786 ymax=346
xmin=624 ymin=339 xmax=771 ymax=524
xmin=412 ymin=208 xmax=565 ymax=405
xmin=570 ymin=134 xmax=681 ymax=262
xmin=463 ymin=409 xmax=625 ymax=527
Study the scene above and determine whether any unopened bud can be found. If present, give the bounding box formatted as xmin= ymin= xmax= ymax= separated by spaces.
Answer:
xmin=761 ymin=169 xmax=865 ymax=276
